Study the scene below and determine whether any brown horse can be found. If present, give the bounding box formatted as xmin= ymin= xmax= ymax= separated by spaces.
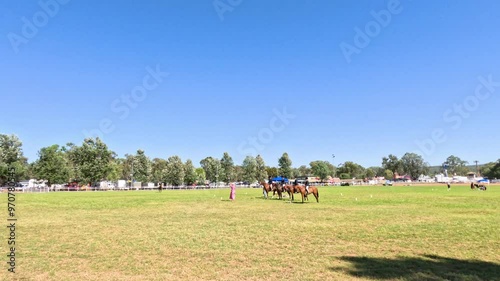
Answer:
xmin=284 ymin=184 xmax=319 ymax=203
xmin=261 ymin=182 xmax=272 ymax=199
xmin=305 ymin=186 xmax=319 ymax=203
xmin=283 ymin=184 xmax=293 ymax=200
xmin=283 ymin=184 xmax=305 ymax=203
xmin=261 ymin=182 xmax=284 ymax=199
xmin=274 ymin=183 xmax=284 ymax=200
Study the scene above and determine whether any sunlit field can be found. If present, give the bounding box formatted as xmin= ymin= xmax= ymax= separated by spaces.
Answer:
xmin=4 ymin=185 xmax=500 ymax=281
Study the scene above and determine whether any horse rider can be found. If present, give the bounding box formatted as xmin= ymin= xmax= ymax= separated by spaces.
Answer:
xmin=294 ymin=178 xmax=298 ymax=186
xmin=305 ymin=178 xmax=310 ymax=195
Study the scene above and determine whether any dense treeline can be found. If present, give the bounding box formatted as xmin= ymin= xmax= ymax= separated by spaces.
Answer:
xmin=0 ymin=134 xmax=498 ymax=186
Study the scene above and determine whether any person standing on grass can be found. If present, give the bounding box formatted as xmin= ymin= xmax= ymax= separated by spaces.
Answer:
xmin=158 ymin=182 xmax=163 ymax=192
xmin=447 ymin=182 xmax=451 ymax=190
xmin=229 ymin=182 xmax=236 ymax=201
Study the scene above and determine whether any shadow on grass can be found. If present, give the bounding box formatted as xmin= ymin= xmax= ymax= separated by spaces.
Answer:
xmin=331 ymin=255 xmax=500 ymax=281
xmin=254 ymin=196 xmax=313 ymax=203
xmin=254 ymin=197 xmax=289 ymax=201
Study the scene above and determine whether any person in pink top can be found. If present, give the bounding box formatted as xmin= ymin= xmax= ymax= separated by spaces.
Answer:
xmin=229 ymin=183 xmax=236 ymax=201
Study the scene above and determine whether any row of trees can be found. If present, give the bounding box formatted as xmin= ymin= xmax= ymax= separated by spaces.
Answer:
xmin=0 ymin=135 xmax=297 ymax=186
xmin=0 ymin=134 xmax=28 ymax=184
xmin=381 ymin=154 xmax=477 ymax=180
xmin=1 ymin=134 xmax=499 ymax=186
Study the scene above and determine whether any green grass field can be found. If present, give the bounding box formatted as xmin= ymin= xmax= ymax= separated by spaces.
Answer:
xmin=3 ymin=185 xmax=500 ymax=281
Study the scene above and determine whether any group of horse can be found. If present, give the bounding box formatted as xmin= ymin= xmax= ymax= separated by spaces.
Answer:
xmin=260 ymin=182 xmax=319 ymax=203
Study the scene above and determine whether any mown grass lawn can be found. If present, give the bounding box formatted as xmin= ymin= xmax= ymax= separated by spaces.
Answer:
xmin=3 ymin=185 xmax=500 ymax=281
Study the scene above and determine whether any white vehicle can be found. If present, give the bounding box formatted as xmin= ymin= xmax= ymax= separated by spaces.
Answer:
xmin=117 ymin=180 xmax=128 ymax=190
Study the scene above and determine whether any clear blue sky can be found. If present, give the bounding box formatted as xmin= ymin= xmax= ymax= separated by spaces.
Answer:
xmin=1 ymin=0 xmax=499 ymax=168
